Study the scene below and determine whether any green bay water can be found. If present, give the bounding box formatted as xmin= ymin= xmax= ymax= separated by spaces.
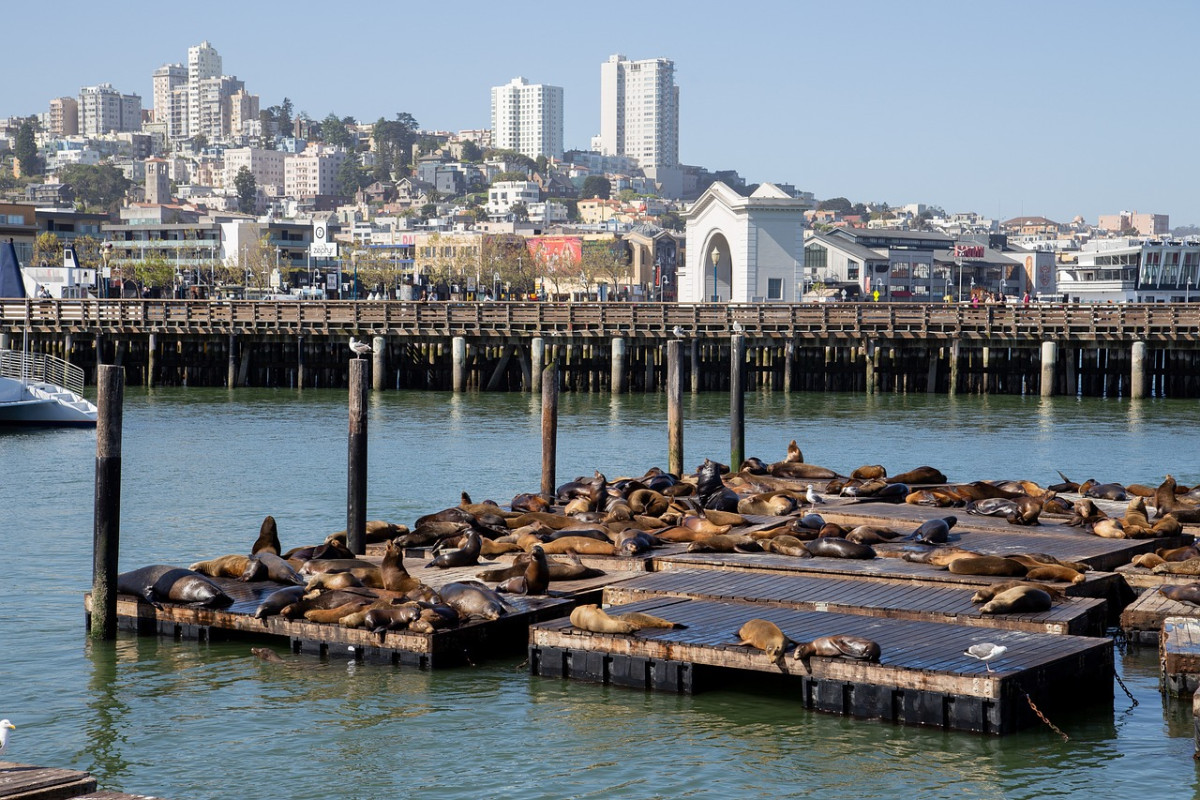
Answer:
xmin=1 ymin=388 xmax=1198 ymax=799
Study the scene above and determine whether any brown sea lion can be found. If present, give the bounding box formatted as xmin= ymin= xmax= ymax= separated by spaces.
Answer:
xmin=1159 ymin=545 xmax=1200 ymax=562
xmin=618 ymin=611 xmax=687 ymax=630
xmin=439 ymin=581 xmax=511 ymax=621
xmin=381 ymin=540 xmax=421 ymax=593
xmin=1066 ymin=498 xmax=1107 ymax=528
xmin=1007 ymin=553 xmax=1091 ymax=573
xmin=511 ymin=493 xmax=551 ymax=513
xmin=816 ymin=523 xmax=849 ymax=539
xmin=570 ymin=604 xmax=637 ymax=634
xmin=910 ymin=516 xmax=956 ymax=544
xmin=252 ymin=585 xmax=307 ymax=619
xmin=792 ymin=635 xmax=882 ymax=662
xmin=427 ymin=531 xmax=483 ymax=569
xmin=763 ymin=534 xmax=814 ymax=558
xmin=1152 ymin=516 xmax=1184 ymax=537
xmin=845 ymin=526 xmax=903 ymax=545
xmin=364 ymin=603 xmax=423 ymax=633
xmin=769 ymin=462 xmax=839 ymax=480
xmin=533 ymin=536 xmax=617 ymax=556
xmin=687 ymin=534 xmax=762 ymax=554
xmin=116 ymin=565 xmax=233 ymax=609
xmin=785 ymin=440 xmax=803 ymax=463
xmin=979 ymin=586 xmax=1053 ymax=614
xmin=903 ymin=546 xmax=980 ymax=567
xmin=279 ymin=588 xmax=378 ymax=619
xmin=947 ymin=556 xmax=1028 ymax=577
xmin=653 ymin=526 xmax=712 ymax=543
xmin=1120 ymin=497 xmax=1155 ymax=538
xmin=1159 ymin=584 xmax=1200 ymax=606
xmin=1090 ymin=518 xmax=1125 ymax=539
xmin=252 ymin=515 xmax=282 ymax=555
xmin=694 ymin=509 xmax=747 ymax=528
xmin=971 ymin=581 xmax=1064 ymax=604
xmin=1131 ymin=553 xmax=1166 ymax=570
xmin=887 ymin=466 xmax=947 ymax=485
xmin=251 ymin=647 xmax=284 ymax=663
xmin=1084 ymin=482 xmax=1128 ymax=501
xmin=735 ymin=619 xmax=794 ymax=661
xmin=850 ymin=465 xmax=887 ymax=480
xmin=305 ymin=571 xmax=364 ymax=591
xmin=1151 ymin=559 xmax=1200 ymax=576
xmin=241 ymin=552 xmax=305 ymax=585
xmin=1024 ymin=565 xmax=1086 ymax=584
xmin=738 ymin=492 xmax=799 ymax=517
xmin=305 ymin=601 xmax=370 ymax=624
xmin=189 ymin=554 xmax=252 ymax=579
xmin=326 ymin=520 xmax=409 ymax=545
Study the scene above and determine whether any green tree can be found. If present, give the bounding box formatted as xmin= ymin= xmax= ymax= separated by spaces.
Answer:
xmin=485 ymin=149 xmax=536 ymax=171
xmin=657 ymin=210 xmax=684 ymax=232
xmin=321 ymin=113 xmax=351 ymax=147
xmin=14 ymin=119 xmax=40 ymax=177
xmin=372 ymin=112 xmax=420 ymax=178
xmin=33 ymin=232 xmax=62 ymax=266
xmin=59 ymin=164 xmax=131 ymax=212
xmin=132 ymin=252 xmax=176 ymax=290
xmin=337 ymin=158 xmax=369 ymax=196
xmin=492 ymin=170 xmax=529 ymax=184
xmin=234 ymin=167 xmax=257 ymax=214
xmin=278 ymin=97 xmax=294 ymax=135
xmin=817 ymin=196 xmax=852 ymax=213
xmin=535 ymin=155 xmax=549 ymax=173
xmin=581 ymin=175 xmax=611 ymax=200
xmin=510 ymin=201 xmax=529 ymax=223
xmin=459 ymin=140 xmax=483 ymax=162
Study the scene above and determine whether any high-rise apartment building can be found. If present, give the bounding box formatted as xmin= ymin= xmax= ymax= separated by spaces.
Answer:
xmin=152 ymin=63 xmax=187 ymax=124
xmin=186 ymin=41 xmax=221 ymax=138
xmin=154 ymin=42 xmax=250 ymax=141
xmin=78 ymin=84 xmax=142 ymax=136
xmin=490 ymin=77 xmax=564 ymax=160
xmin=284 ymin=145 xmax=347 ymax=198
xmin=229 ymin=89 xmax=260 ymax=137
xmin=48 ymin=97 xmax=79 ymax=137
xmin=598 ymin=54 xmax=679 ymax=169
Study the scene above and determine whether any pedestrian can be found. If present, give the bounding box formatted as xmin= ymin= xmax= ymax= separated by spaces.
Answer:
xmin=1022 ymin=292 xmax=1030 ymax=305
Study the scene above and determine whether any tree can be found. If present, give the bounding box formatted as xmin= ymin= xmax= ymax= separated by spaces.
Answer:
xmin=321 ymin=113 xmax=351 ymax=148
xmin=33 ymin=232 xmax=62 ymax=266
xmin=59 ymin=164 xmax=131 ymax=212
xmin=510 ymin=201 xmax=529 ymax=223
xmin=580 ymin=239 xmax=629 ymax=293
xmin=237 ymin=233 xmax=275 ymax=289
xmin=15 ymin=119 xmax=40 ymax=177
xmin=234 ymin=167 xmax=257 ymax=214
xmin=459 ymin=140 xmax=483 ymax=162
xmin=485 ymin=149 xmax=536 ymax=171
xmin=657 ymin=210 xmax=684 ymax=232
xmin=132 ymin=252 xmax=176 ymax=290
xmin=336 ymin=158 xmax=369 ymax=196
xmin=581 ymin=175 xmax=611 ymax=200
xmin=278 ymin=97 xmax=294 ymax=135
xmin=817 ymin=196 xmax=852 ymax=213
xmin=492 ymin=170 xmax=529 ymax=184
xmin=372 ymin=112 xmax=420 ymax=178
xmin=535 ymin=155 xmax=549 ymax=173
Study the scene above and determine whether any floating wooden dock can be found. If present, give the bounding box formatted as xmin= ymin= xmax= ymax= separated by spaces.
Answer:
xmin=528 ymin=596 xmax=1112 ymax=734
xmin=0 ymin=761 xmax=162 ymax=800
xmin=1120 ymin=589 xmax=1200 ymax=644
xmin=86 ymin=557 xmax=637 ymax=669
xmin=604 ymin=569 xmax=1108 ymax=636
xmin=1162 ymin=617 xmax=1200 ymax=696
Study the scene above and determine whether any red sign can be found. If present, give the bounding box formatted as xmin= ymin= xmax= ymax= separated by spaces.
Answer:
xmin=954 ymin=244 xmax=984 ymax=259
xmin=526 ymin=236 xmax=582 ymax=273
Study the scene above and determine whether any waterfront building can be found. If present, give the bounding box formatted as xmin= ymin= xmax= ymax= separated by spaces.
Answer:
xmin=48 ymin=97 xmax=79 ymax=138
xmin=491 ymin=77 xmax=564 ymax=160
xmin=598 ymin=54 xmax=679 ymax=170
xmin=1059 ymin=237 xmax=1200 ymax=303
xmin=78 ymin=84 xmax=142 ymax=136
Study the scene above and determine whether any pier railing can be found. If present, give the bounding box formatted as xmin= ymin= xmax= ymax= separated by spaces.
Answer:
xmin=4 ymin=299 xmax=1200 ymax=342
xmin=0 ymin=348 xmax=87 ymax=396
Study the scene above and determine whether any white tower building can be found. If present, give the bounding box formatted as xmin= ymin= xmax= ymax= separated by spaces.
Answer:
xmin=490 ymin=77 xmax=564 ymax=160
xmin=186 ymin=41 xmax=222 ymax=138
xmin=598 ymin=54 xmax=679 ymax=169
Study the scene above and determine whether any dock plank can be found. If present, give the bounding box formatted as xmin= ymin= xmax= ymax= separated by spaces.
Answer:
xmin=1162 ymin=617 xmax=1200 ymax=696
xmin=1120 ymin=588 xmax=1200 ymax=644
xmin=0 ymin=762 xmax=97 ymax=800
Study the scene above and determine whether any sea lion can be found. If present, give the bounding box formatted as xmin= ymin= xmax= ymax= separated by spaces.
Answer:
xmin=793 ymin=513 xmax=826 ymax=531
xmin=947 ymin=556 xmax=1028 ymax=577
xmin=408 ymin=605 xmax=461 ymax=634
xmin=735 ymin=619 xmax=794 ymax=662
xmin=439 ymin=581 xmax=511 ymax=621
xmin=305 ymin=571 xmax=364 ymax=591
xmin=979 ymin=586 xmax=1053 ymax=614
xmin=511 ymin=493 xmax=551 ymax=513
xmin=909 ymin=516 xmax=957 ymax=544
xmin=655 ymin=526 xmax=715 ymax=543
xmin=251 ymin=647 xmax=285 ymax=663
xmin=804 ymin=537 xmax=875 ymax=559
xmin=305 ymin=601 xmax=370 ymax=624
xmin=1131 ymin=553 xmax=1167 ymax=570
xmin=768 ymin=461 xmax=839 ymax=480
xmin=533 ymin=536 xmax=617 ymax=556
xmin=279 ymin=588 xmax=377 ymax=619
xmin=763 ymin=534 xmax=814 ymax=558
xmin=1159 ymin=584 xmax=1200 ymax=606
xmin=845 ymin=526 xmax=903 ymax=545
xmin=499 ymin=546 xmax=552 ymax=595
xmin=381 ymin=540 xmax=421 ymax=593
xmin=1152 ymin=515 xmax=1184 ymax=537
xmin=1084 ymin=482 xmax=1128 ymax=501
xmin=1151 ymin=559 xmax=1200 ymax=576
xmin=1007 ymin=553 xmax=1091 ymax=573
xmin=971 ymin=581 xmax=1064 ymax=604
xmin=739 ymin=457 xmax=771 ymax=475
xmin=696 ymin=458 xmax=740 ymax=511
xmin=116 ymin=565 xmax=233 ymax=609
xmin=847 ymin=482 xmax=909 ymax=503
xmin=426 ymin=531 xmax=482 ymax=569
xmin=618 ymin=611 xmax=687 ymax=630
xmin=364 ymin=604 xmax=423 ymax=633
xmin=887 ymin=466 xmax=947 ymax=485
xmin=1090 ymin=519 xmax=1125 ymax=539
xmin=850 ymin=465 xmax=887 ymax=480
xmin=252 ymin=585 xmax=307 ymax=618
xmin=251 ymin=515 xmax=282 ymax=555
xmin=570 ymin=604 xmax=637 ymax=634
xmin=687 ymin=534 xmax=762 ymax=554
xmin=299 ymin=557 xmax=375 ymax=575
xmin=241 ymin=553 xmax=305 ymax=585
xmin=617 ymin=531 xmax=660 ymax=556
xmin=189 ymin=554 xmax=252 ymax=579
xmin=1159 ymin=545 xmax=1200 ymax=562
xmin=792 ymin=635 xmax=882 ymax=662
xmin=326 ymin=520 xmax=409 ymax=546
xmin=738 ymin=492 xmax=799 ymax=517
xmin=785 ymin=440 xmax=803 ymax=463
xmin=1024 ymin=565 xmax=1086 ymax=584
xmin=902 ymin=546 xmax=980 ymax=567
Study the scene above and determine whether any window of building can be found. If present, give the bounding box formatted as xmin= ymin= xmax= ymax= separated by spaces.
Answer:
xmin=767 ymin=278 xmax=783 ymax=300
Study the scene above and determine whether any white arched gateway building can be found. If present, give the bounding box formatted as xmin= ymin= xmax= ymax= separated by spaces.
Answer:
xmin=679 ymin=182 xmax=807 ymax=303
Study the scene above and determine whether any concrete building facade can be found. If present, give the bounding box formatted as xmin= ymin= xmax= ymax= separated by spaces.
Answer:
xmin=224 ymin=147 xmax=285 ymax=195
xmin=598 ymin=54 xmax=679 ymax=169
xmin=490 ymin=77 xmax=564 ymax=160
xmin=284 ymin=145 xmax=347 ymax=198
xmin=48 ymin=97 xmax=79 ymax=138
xmin=78 ymin=84 xmax=142 ymax=136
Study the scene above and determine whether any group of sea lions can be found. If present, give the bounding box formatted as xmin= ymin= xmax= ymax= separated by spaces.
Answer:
xmin=735 ymin=619 xmax=882 ymax=665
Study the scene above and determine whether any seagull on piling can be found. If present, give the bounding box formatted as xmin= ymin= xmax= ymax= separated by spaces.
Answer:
xmin=349 ymin=337 xmax=373 ymax=359
xmin=672 ymin=325 xmax=688 ymax=339
xmin=805 ymin=484 xmax=826 ymax=505
xmin=732 ymin=320 xmax=745 ymax=333
xmin=964 ymin=643 xmax=1007 ymax=672
xmin=0 ymin=720 xmax=14 ymax=756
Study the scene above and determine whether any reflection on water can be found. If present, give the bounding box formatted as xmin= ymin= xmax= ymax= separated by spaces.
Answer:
xmin=4 ymin=388 xmax=1200 ymax=799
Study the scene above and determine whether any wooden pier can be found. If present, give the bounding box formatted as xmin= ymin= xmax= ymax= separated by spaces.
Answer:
xmin=1161 ymin=617 xmax=1200 ymax=696
xmin=1120 ymin=590 xmax=1200 ymax=645
xmin=10 ymin=298 xmax=1200 ymax=396
xmin=528 ymin=596 xmax=1113 ymax=734
xmin=0 ymin=761 xmax=161 ymax=800
xmin=605 ymin=569 xmax=1108 ymax=636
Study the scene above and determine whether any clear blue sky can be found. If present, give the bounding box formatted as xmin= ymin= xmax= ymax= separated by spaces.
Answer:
xmin=7 ymin=0 xmax=1198 ymax=226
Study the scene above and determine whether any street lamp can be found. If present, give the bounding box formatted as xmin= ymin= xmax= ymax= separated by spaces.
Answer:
xmin=493 ymin=270 xmax=500 ymax=301
xmin=710 ymin=246 xmax=720 ymax=302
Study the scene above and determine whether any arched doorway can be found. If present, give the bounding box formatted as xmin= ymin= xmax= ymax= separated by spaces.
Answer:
xmin=704 ymin=232 xmax=732 ymax=302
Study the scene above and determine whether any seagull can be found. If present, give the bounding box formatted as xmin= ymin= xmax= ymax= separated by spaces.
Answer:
xmin=805 ymin=484 xmax=826 ymax=505
xmin=964 ymin=643 xmax=1007 ymax=672
xmin=672 ymin=325 xmax=687 ymax=339
xmin=0 ymin=719 xmax=14 ymax=756
xmin=349 ymin=337 xmax=373 ymax=358
xmin=732 ymin=320 xmax=745 ymax=333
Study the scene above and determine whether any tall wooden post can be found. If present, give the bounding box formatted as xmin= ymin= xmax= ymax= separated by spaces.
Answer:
xmin=1131 ymin=340 xmax=1147 ymax=399
xmin=347 ymin=358 xmax=368 ymax=554
xmin=531 ymin=337 xmax=545 ymax=394
xmin=783 ymin=341 xmax=794 ymax=393
xmin=146 ymin=333 xmax=157 ymax=387
xmin=227 ymin=333 xmax=237 ymax=388
xmin=372 ymin=336 xmax=386 ymax=391
xmin=730 ymin=334 xmax=745 ymax=470
xmin=667 ymin=340 xmax=683 ymax=475
xmin=611 ymin=337 xmax=627 ymax=394
xmin=452 ymin=336 xmax=467 ymax=392
xmin=690 ymin=340 xmax=700 ymax=393
xmin=540 ymin=362 xmax=558 ymax=498
xmin=297 ymin=335 xmax=306 ymax=388
xmin=1040 ymin=340 xmax=1057 ymax=398
xmin=948 ymin=340 xmax=961 ymax=396
xmin=95 ymin=332 xmax=105 ymax=366
xmin=91 ymin=365 xmax=124 ymax=640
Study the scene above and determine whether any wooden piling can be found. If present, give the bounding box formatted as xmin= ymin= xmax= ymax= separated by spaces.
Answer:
xmin=227 ymin=334 xmax=237 ymax=388
xmin=612 ymin=337 xmax=627 ymax=394
xmin=1040 ymin=340 xmax=1057 ymax=398
xmin=372 ymin=336 xmax=386 ymax=391
xmin=531 ymin=337 xmax=544 ymax=394
xmin=690 ymin=340 xmax=700 ymax=394
xmin=146 ymin=333 xmax=157 ymax=387
xmin=667 ymin=340 xmax=683 ymax=476
xmin=297 ymin=336 xmax=306 ymax=388
xmin=91 ymin=365 xmax=123 ymax=640
xmin=730 ymin=334 xmax=745 ymax=470
xmin=541 ymin=362 xmax=558 ymax=498
xmin=865 ymin=341 xmax=877 ymax=395
xmin=95 ymin=332 xmax=105 ymax=366
xmin=1131 ymin=340 xmax=1147 ymax=399
xmin=783 ymin=341 xmax=794 ymax=393
xmin=452 ymin=336 xmax=467 ymax=392
xmin=347 ymin=358 xmax=368 ymax=555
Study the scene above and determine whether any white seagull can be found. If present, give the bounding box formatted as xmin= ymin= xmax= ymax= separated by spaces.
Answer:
xmin=732 ymin=320 xmax=745 ymax=333
xmin=349 ymin=337 xmax=373 ymax=358
xmin=0 ymin=719 xmax=14 ymax=756
xmin=964 ymin=643 xmax=1007 ymax=672
xmin=805 ymin=484 xmax=825 ymax=505
xmin=672 ymin=325 xmax=687 ymax=339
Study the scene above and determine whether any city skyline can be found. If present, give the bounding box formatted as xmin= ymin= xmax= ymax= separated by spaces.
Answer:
xmin=5 ymin=0 xmax=1197 ymax=225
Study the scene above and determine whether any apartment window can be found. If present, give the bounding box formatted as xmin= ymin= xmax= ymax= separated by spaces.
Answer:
xmin=767 ymin=278 xmax=783 ymax=300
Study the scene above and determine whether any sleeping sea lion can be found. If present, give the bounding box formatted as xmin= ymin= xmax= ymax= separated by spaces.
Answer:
xmin=570 ymin=604 xmax=637 ymax=634
xmin=253 ymin=585 xmax=307 ymax=619
xmin=887 ymin=466 xmax=947 ymax=485
xmin=792 ymin=635 xmax=882 ymax=662
xmin=1159 ymin=584 xmax=1200 ymax=606
xmin=1024 ymin=565 xmax=1086 ymax=584
xmin=241 ymin=552 xmax=305 ymax=585
xmin=979 ymin=585 xmax=1053 ymax=614
xmin=117 ymin=565 xmax=233 ymax=609
xmin=735 ymin=619 xmax=794 ymax=662
xmin=426 ymin=531 xmax=482 ymax=569
xmin=804 ymin=537 xmax=875 ymax=560
xmin=189 ymin=554 xmax=252 ymax=578
xmin=618 ymin=611 xmax=687 ymax=630
xmin=971 ymin=581 xmax=1064 ymax=604
xmin=947 ymin=556 xmax=1028 ymax=577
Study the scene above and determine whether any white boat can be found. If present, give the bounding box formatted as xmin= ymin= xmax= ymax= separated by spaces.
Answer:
xmin=0 ymin=349 xmax=98 ymax=427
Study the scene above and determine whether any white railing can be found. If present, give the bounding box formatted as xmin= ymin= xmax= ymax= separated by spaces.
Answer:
xmin=0 ymin=349 xmax=86 ymax=397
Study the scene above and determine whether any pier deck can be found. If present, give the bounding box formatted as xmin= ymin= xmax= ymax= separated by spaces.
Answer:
xmin=604 ymin=569 xmax=1108 ymax=635
xmin=0 ymin=762 xmax=163 ymax=800
xmin=1161 ymin=617 xmax=1200 ymax=696
xmin=528 ymin=596 xmax=1113 ymax=734
xmin=1120 ymin=588 xmax=1200 ymax=644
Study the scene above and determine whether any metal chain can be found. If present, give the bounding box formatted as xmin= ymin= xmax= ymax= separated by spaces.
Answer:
xmin=1114 ymin=671 xmax=1140 ymax=707
xmin=1017 ymin=682 xmax=1070 ymax=742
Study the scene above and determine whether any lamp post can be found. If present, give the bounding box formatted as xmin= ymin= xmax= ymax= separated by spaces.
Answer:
xmin=710 ymin=246 xmax=720 ymax=302
xmin=493 ymin=270 xmax=500 ymax=301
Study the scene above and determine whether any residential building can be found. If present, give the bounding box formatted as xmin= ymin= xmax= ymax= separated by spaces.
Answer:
xmin=229 ymin=89 xmax=259 ymax=138
xmin=284 ymin=144 xmax=347 ymax=198
xmin=224 ymin=147 xmax=285 ymax=196
xmin=48 ymin=97 xmax=78 ymax=137
xmin=1096 ymin=210 xmax=1169 ymax=238
xmin=195 ymin=75 xmax=244 ymax=139
xmin=78 ymin=84 xmax=142 ymax=136
xmin=490 ymin=76 xmax=564 ymax=160
xmin=598 ymin=54 xmax=679 ymax=169
xmin=151 ymin=63 xmax=186 ymax=124
xmin=486 ymin=180 xmax=540 ymax=217
xmin=186 ymin=41 xmax=222 ymax=138
xmin=1002 ymin=216 xmax=1060 ymax=238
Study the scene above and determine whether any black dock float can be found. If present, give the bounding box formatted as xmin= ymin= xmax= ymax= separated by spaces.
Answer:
xmin=529 ymin=596 xmax=1113 ymax=734
xmin=605 ymin=569 xmax=1108 ymax=635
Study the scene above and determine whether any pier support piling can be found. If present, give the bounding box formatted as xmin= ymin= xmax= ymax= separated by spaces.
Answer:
xmin=865 ymin=341 xmax=877 ymax=395
xmin=372 ymin=336 xmax=386 ymax=391
xmin=297 ymin=336 xmax=306 ymax=388
xmin=730 ymin=334 xmax=745 ymax=470
xmin=1040 ymin=340 xmax=1058 ymax=398
xmin=540 ymin=362 xmax=559 ymax=498
xmin=690 ymin=340 xmax=700 ymax=394
xmin=1131 ymin=340 xmax=1147 ymax=399
xmin=667 ymin=340 xmax=683 ymax=476
xmin=347 ymin=359 xmax=368 ymax=555
xmin=949 ymin=340 xmax=960 ymax=396
xmin=91 ymin=365 xmax=124 ymax=640
xmin=227 ymin=334 xmax=237 ymax=388
xmin=146 ymin=333 xmax=157 ymax=388
xmin=452 ymin=336 xmax=467 ymax=393
xmin=531 ymin=337 xmax=544 ymax=394
xmin=612 ymin=337 xmax=627 ymax=394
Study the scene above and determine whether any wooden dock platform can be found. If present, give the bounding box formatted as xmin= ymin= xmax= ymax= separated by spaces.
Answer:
xmin=528 ymin=596 xmax=1113 ymax=734
xmin=88 ymin=557 xmax=638 ymax=669
xmin=1114 ymin=564 xmax=1180 ymax=593
xmin=0 ymin=762 xmax=163 ymax=800
xmin=604 ymin=569 xmax=1108 ymax=636
xmin=1119 ymin=589 xmax=1200 ymax=644
xmin=1161 ymin=617 xmax=1200 ymax=696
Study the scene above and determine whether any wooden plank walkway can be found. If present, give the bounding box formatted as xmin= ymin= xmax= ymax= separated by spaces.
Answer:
xmin=1161 ymin=617 xmax=1200 ymax=696
xmin=1114 ymin=564 xmax=1181 ymax=592
xmin=89 ymin=556 xmax=640 ymax=669
xmin=0 ymin=762 xmax=97 ymax=800
xmin=528 ymin=596 xmax=1112 ymax=734
xmin=604 ymin=569 xmax=1107 ymax=635
xmin=1119 ymin=589 xmax=1200 ymax=644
